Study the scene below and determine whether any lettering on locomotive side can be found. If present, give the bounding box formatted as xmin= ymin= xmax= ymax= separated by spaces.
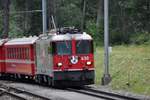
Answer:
xmin=81 ymin=56 xmax=89 ymax=60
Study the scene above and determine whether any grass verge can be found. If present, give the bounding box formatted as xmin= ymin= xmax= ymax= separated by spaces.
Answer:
xmin=95 ymin=45 xmax=150 ymax=95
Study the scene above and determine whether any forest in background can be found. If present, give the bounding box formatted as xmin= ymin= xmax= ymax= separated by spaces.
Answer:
xmin=0 ymin=0 xmax=150 ymax=45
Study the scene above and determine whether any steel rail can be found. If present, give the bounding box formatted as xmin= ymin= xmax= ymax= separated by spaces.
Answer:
xmin=9 ymin=86 xmax=52 ymax=100
xmin=0 ymin=88 xmax=27 ymax=100
xmin=67 ymin=87 xmax=141 ymax=100
xmin=67 ymin=88 xmax=116 ymax=100
xmin=0 ymin=84 xmax=52 ymax=100
xmin=84 ymin=87 xmax=141 ymax=100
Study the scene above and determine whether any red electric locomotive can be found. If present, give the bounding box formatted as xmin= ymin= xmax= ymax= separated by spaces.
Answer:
xmin=51 ymin=32 xmax=94 ymax=86
xmin=0 ymin=28 xmax=95 ymax=86
xmin=35 ymin=30 xmax=95 ymax=86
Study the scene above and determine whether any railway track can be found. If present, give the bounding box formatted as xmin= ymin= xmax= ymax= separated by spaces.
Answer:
xmin=0 ymin=80 xmax=147 ymax=100
xmin=0 ymin=84 xmax=52 ymax=100
xmin=67 ymin=87 xmax=141 ymax=100
xmin=0 ymin=87 xmax=27 ymax=100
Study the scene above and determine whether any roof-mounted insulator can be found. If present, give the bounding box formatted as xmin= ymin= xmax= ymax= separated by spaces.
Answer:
xmin=83 ymin=32 xmax=87 ymax=34
xmin=33 ymin=35 xmax=37 ymax=38
xmin=57 ymin=27 xmax=82 ymax=35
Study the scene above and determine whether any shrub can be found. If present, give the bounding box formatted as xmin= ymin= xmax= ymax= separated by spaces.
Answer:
xmin=130 ymin=32 xmax=150 ymax=45
xmin=86 ymin=20 xmax=104 ymax=46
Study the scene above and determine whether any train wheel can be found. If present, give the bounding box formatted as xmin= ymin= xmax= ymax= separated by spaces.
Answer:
xmin=17 ymin=74 xmax=21 ymax=80
xmin=14 ymin=74 xmax=18 ymax=80
xmin=47 ymin=77 xmax=52 ymax=86
xmin=35 ymin=75 xmax=38 ymax=83
xmin=37 ymin=75 xmax=42 ymax=84
xmin=43 ymin=76 xmax=47 ymax=83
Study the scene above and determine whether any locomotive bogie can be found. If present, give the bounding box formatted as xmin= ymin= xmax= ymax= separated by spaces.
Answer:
xmin=53 ymin=70 xmax=94 ymax=86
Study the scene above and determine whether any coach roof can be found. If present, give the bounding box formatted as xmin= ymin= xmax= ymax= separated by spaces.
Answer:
xmin=0 ymin=39 xmax=8 ymax=46
xmin=5 ymin=36 xmax=38 ymax=45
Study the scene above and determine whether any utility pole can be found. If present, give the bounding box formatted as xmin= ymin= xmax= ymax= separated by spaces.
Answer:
xmin=81 ymin=0 xmax=86 ymax=32
xmin=101 ymin=0 xmax=111 ymax=85
xmin=42 ymin=0 xmax=47 ymax=35
xmin=2 ymin=0 xmax=10 ymax=38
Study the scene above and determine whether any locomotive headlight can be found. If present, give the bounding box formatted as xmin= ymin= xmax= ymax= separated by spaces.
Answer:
xmin=86 ymin=61 xmax=92 ymax=65
xmin=57 ymin=63 xmax=62 ymax=67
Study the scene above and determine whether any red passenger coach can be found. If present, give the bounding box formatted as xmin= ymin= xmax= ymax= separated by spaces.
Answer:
xmin=0 ymin=39 xmax=7 ymax=74
xmin=4 ymin=37 xmax=38 ymax=77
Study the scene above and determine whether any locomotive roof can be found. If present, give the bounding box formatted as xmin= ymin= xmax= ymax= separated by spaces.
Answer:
xmin=5 ymin=37 xmax=38 ymax=45
xmin=51 ymin=32 xmax=92 ymax=41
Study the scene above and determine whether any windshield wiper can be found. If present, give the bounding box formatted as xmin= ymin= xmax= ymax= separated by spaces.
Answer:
xmin=65 ymin=41 xmax=69 ymax=48
xmin=77 ymin=40 xmax=82 ymax=47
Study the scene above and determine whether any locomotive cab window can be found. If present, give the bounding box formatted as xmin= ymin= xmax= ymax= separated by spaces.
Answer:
xmin=52 ymin=41 xmax=72 ymax=55
xmin=76 ymin=40 xmax=93 ymax=54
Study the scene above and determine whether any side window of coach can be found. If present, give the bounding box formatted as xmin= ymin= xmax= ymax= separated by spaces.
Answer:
xmin=7 ymin=48 xmax=10 ymax=58
xmin=26 ymin=48 xmax=29 ymax=60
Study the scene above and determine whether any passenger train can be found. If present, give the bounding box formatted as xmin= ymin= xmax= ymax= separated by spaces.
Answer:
xmin=0 ymin=28 xmax=95 ymax=86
